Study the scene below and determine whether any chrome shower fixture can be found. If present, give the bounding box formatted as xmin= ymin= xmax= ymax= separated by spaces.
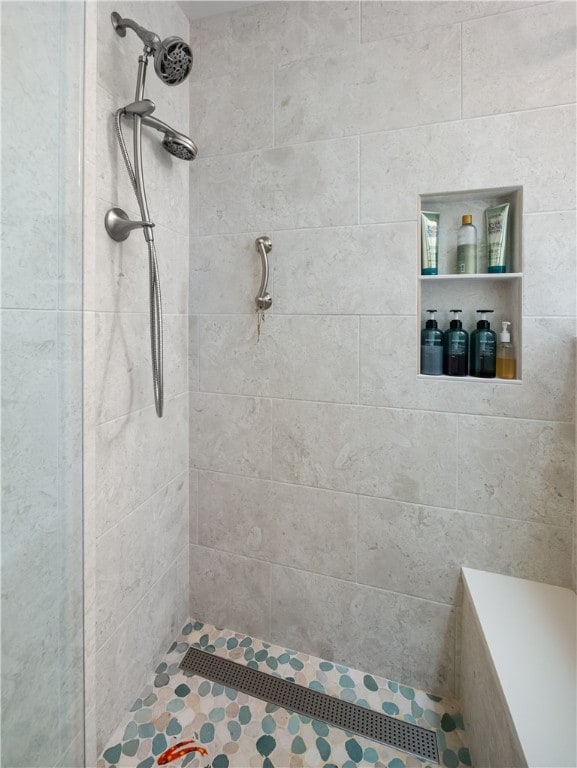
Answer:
xmin=105 ymin=12 xmax=197 ymax=418
xmin=111 ymin=12 xmax=193 ymax=85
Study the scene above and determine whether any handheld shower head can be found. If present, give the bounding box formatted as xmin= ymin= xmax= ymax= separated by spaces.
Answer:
xmin=111 ymin=12 xmax=193 ymax=86
xmin=162 ymin=133 xmax=197 ymax=161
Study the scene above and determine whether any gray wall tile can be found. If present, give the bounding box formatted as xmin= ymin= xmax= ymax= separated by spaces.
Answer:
xmin=276 ymin=25 xmax=460 ymax=144
xmin=272 ymin=399 xmax=458 ymax=507
xmin=273 ymin=224 xmax=417 ymax=315
xmin=457 ymin=415 xmax=574 ymax=527
xmin=358 ymin=496 xmax=573 ymax=605
xmin=271 ymin=566 xmax=456 ymax=696
xmin=198 ymin=471 xmax=357 ymax=580
xmin=189 ymin=392 xmax=272 ymax=478
xmin=198 ymin=138 xmax=360 ymax=235
xmin=463 ymin=2 xmax=576 ymax=117
xmin=199 ymin=314 xmax=358 ymax=403
xmin=189 ymin=545 xmax=271 ymax=639
xmin=361 ymin=106 xmax=576 ymax=223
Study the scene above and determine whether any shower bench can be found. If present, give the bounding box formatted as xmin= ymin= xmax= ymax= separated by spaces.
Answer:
xmin=460 ymin=567 xmax=576 ymax=768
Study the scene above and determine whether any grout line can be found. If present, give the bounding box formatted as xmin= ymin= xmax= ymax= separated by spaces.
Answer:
xmin=357 ymin=315 xmax=361 ymax=404
xmin=193 ymin=467 xmax=573 ymax=530
xmin=459 ymin=23 xmax=463 ymax=120
xmin=456 ymin=415 xmax=460 ymax=510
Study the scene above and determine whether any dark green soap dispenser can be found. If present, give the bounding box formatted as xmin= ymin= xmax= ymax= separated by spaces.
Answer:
xmin=444 ymin=309 xmax=469 ymax=376
xmin=470 ymin=309 xmax=496 ymax=378
xmin=421 ymin=310 xmax=444 ymax=375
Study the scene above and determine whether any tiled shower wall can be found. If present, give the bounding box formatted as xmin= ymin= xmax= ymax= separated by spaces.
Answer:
xmin=187 ymin=0 xmax=577 ymax=698
xmin=84 ymin=1 xmax=191 ymax=753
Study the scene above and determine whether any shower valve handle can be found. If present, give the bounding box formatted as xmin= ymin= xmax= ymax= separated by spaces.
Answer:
xmin=105 ymin=207 xmax=155 ymax=242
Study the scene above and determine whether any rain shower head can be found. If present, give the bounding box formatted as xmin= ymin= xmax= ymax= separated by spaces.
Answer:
xmin=111 ymin=12 xmax=193 ymax=85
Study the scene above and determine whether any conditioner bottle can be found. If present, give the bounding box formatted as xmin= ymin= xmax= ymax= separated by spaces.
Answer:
xmin=457 ymin=214 xmax=477 ymax=274
xmin=470 ymin=310 xmax=496 ymax=378
xmin=496 ymin=321 xmax=516 ymax=379
xmin=444 ymin=309 xmax=469 ymax=376
xmin=421 ymin=310 xmax=443 ymax=375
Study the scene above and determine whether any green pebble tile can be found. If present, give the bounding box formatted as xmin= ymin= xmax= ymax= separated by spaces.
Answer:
xmin=247 ymin=660 xmax=258 ymax=669
xmin=199 ymin=634 xmax=209 ymax=647
xmin=387 ymin=681 xmax=399 ymax=693
xmin=254 ymin=650 xmax=268 ymax=662
xmin=136 ymin=758 xmax=154 ymax=768
xmin=214 ymin=637 xmax=226 ymax=648
xmin=342 ymin=761 xmax=357 ymax=768
xmin=316 ymin=736 xmax=331 ymax=761
xmin=335 ymin=664 xmax=349 ymax=673
xmin=341 ymin=688 xmax=356 ymax=702
xmin=155 ymin=662 xmax=167 ymax=674
xmin=193 ymin=621 xmax=204 ymax=630
xmin=238 ymin=705 xmax=252 ymax=725
xmin=130 ymin=699 xmax=143 ymax=712
xmin=443 ymin=749 xmax=459 ymax=768
xmin=427 ymin=693 xmax=442 ymax=702
xmin=441 ymin=713 xmax=456 ymax=732
xmin=411 ymin=700 xmax=424 ymax=718
xmin=345 ymin=738 xmax=363 ymax=762
xmin=339 ymin=674 xmax=355 ymax=688
xmin=288 ymin=715 xmax=300 ymax=735
xmin=123 ymin=722 xmax=138 ymax=740
xmin=212 ymin=683 xmax=224 ymax=696
xmin=291 ymin=736 xmax=306 ymax=755
xmin=205 ymin=644 xmax=216 ymax=653
xmin=227 ymin=720 xmax=241 ymax=741
xmin=382 ymin=702 xmax=399 ymax=716
xmin=266 ymin=657 xmax=278 ymax=670
xmin=458 ymin=747 xmax=472 ymax=766
xmin=225 ymin=686 xmax=238 ymax=700
xmin=182 ymin=623 xmax=193 ymax=635
xmin=138 ymin=723 xmax=154 ymax=739
xmin=278 ymin=653 xmax=290 ymax=664
xmin=175 ymin=684 xmax=191 ymax=697
xmin=309 ymin=681 xmax=325 ymax=692
xmin=256 ymin=735 xmax=276 ymax=757
xmin=212 ymin=756 xmax=229 ymax=768
xmin=167 ymin=663 xmax=180 ymax=675
xmin=154 ymin=673 xmax=169 ymax=688
xmin=290 ymin=658 xmax=304 ymax=671
xmin=319 ymin=661 xmax=333 ymax=671
xmin=226 ymin=638 xmax=238 ymax=650
xmin=364 ymin=747 xmax=379 ymax=763
xmin=166 ymin=718 xmax=182 ymax=736
xmin=122 ymin=740 xmax=139 ymax=757
xmin=364 ymin=674 xmax=379 ymax=691
xmin=199 ymin=722 xmax=215 ymax=743
xmin=239 ymin=637 xmax=252 ymax=648
xmin=424 ymin=709 xmax=441 ymax=728
xmin=312 ymin=720 xmax=329 ymax=738
xmin=198 ymin=681 xmax=211 ymax=696
xmin=244 ymin=648 xmax=255 ymax=661
xmin=399 ymin=685 xmax=415 ymax=700
xmin=167 ymin=699 xmax=184 ymax=713
xmin=262 ymin=714 xmax=276 ymax=734
xmin=265 ymin=702 xmax=280 ymax=714
xmin=209 ymin=707 xmax=225 ymax=723
xmin=388 ymin=759 xmax=405 ymax=768
xmin=175 ymin=642 xmax=188 ymax=652
xmin=102 ymin=744 xmax=122 ymax=764
xmin=356 ymin=698 xmax=369 ymax=708
xmin=151 ymin=733 xmax=167 ymax=756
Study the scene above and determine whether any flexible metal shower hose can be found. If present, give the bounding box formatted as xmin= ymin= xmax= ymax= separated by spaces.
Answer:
xmin=114 ymin=109 xmax=164 ymax=417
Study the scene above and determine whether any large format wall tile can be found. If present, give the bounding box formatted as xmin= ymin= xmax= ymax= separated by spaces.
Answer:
xmin=360 ymin=316 xmax=576 ymax=423
xmin=361 ymin=105 xmax=576 ymax=222
xmin=96 ymin=547 xmax=188 ymax=751
xmin=457 ymin=415 xmax=574 ymax=527
xmin=95 ymin=472 xmax=188 ymax=649
xmin=272 ymin=223 xmax=416 ymax=315
xmin=189 ymin=64 xmax=273 ymax=156
xmin=463 ymin=2 xmax=576 ymax=118
xmin=95 ymin=312 xmax=188 ymax=423
xmin=189 ymin=232 xmax=264 ymax=315
xmin=271 ymin=566 xmax=456 ymax=696
xmin=198 ymin=471 xmax=357 ymax=580
xmin=199 ymin=315 xmax=358 ymax=403
xmin=275 ymin=25 xmax=460 ymax=144
xmin=95 ymin=393 xmax=188 ymax=537
xmin=189 ymin=545 xmax=271 ymax=640
xmin=189 ymin=393 xmax=272 ymax=478
xmin=358 ymin=497 xmax=573 ymax=605
xmin=360 ymin=0 xmax=539 ymax=43
xmin=191 ymin=1 xmax=360 ymax=81
xmin=197 ymin=138 xmax=359 ymax=235
xmin=272 ymin=399 xmax=458 ymax=507
xmin=188 ymin=315 xmax=199 ymax=391
xmin=523 ymin=211 xmax=577 ymax=317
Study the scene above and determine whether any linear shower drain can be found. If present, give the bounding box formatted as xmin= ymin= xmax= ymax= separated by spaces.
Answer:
xmin=179 ymin=646 xmax=439 ymax=763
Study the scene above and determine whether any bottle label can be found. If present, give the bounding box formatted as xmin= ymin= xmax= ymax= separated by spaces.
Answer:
xmin=479 ymin=338 xmax=495 ymax=358
xmin=449 ymin=338 xmax=466 ymax=356
xmin=457 ymin=244 xmax=477 ymax=274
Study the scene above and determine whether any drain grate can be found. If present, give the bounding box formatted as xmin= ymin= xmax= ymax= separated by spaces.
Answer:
xmin=179 ymin=646 xmax=438 ymax=763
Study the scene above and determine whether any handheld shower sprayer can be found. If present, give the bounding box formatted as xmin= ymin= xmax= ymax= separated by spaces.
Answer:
xmin=105 ymin=12 xmax=197 ymax=418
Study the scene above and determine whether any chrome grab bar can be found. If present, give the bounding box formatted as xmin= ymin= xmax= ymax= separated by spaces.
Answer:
xmin=255 ymin=236 xmax=272 ymax=310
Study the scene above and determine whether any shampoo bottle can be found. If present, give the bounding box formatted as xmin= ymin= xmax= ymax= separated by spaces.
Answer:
xmin=457 ymin=214 xmax=477 ymax=274
xmin=444 ymin=309 xmax=469 ymax=376
xmin=496 ymin=321 xmax=516 ymax=379
xmin=470 ymin=310 xmax=496 ymax=378
xmin=421 ymin=310 xmax=443 ymax=375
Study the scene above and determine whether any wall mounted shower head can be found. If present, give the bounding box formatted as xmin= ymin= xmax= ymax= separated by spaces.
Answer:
xmin=111 ymin=12 xmax=193 ymax=86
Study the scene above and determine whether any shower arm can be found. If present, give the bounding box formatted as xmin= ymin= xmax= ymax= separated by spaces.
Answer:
xmin=255 ymin=236 xmax=272 ymax=311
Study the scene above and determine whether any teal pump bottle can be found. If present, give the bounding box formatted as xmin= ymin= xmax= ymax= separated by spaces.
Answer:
xmin=421 ymin=310 xmax=444 ymax=375
xmin=470 ymin=310 xmax=496 ymax=378
xmin=444 ymin=309 xmax=469 ymax=376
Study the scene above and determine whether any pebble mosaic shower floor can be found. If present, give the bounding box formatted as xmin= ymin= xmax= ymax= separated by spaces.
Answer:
xmin=99 ymin=620 xmax=470 ymax=768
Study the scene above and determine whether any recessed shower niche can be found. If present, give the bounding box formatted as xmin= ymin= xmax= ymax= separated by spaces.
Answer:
xmin=418 ymin=186 xmax=523 ymax=382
